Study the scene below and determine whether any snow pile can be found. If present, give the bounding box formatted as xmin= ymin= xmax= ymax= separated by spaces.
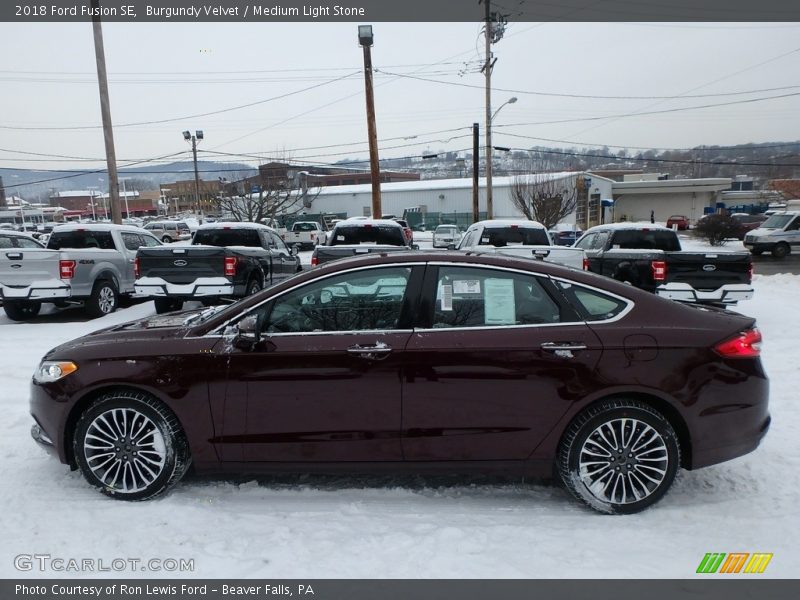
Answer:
xmin=0 ymin=275 xmax=796 ymax=579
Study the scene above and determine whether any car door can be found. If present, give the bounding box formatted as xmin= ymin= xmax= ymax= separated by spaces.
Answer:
xmin=221 ymin=264 xmax=423 ymax=462
xmin=119 ymin=232 xmax=144 ymax=285
xmin=266 ymin=230 xmax=299 ymax=280
xmin=401 ymin=263 xmax=604 ymax=461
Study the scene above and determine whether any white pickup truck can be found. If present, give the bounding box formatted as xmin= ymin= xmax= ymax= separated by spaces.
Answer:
xmin=0 ymin=223 xmax=162 ymax=320
xmin=280 ymin=221 xmax=328 ymax=250
xmin=455 ymin=220 xmax=587 ymax=270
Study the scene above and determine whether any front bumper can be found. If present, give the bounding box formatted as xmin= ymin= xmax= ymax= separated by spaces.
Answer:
xmin=744 ymin=242 xmax=775 ymax=253
xmin=656 ymin=283 xmax=753 ymax=305
xmin=134 ymin=276 xmax=234 ymax=298
xmin=1 ymin=280 xmax=70 ymax=300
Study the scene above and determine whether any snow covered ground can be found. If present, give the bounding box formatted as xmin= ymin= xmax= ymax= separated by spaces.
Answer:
xmin=0 ymin=237 xmax=797 ymax=579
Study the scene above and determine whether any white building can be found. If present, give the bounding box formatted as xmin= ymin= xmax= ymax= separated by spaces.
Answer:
xmin=309 ymin=172 xmax=615 ymax=228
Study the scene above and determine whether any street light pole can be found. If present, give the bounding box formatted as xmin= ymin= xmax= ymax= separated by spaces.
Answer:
xmin=359 ymin=25 xmax=382 ymax=218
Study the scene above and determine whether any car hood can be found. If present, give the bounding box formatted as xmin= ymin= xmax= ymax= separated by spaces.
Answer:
xmin=42 ymin=308 xmax=211 ymax=360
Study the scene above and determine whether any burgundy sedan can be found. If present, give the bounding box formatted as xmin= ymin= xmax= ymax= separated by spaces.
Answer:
xmin=29 ymin=252 xmax=769 ymax=514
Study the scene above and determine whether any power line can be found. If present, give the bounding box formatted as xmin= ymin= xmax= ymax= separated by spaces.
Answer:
xmin=0 ymin=71 xmax=361 ymax=131
xmin=376 ymin=69 xmax=800 ymax=100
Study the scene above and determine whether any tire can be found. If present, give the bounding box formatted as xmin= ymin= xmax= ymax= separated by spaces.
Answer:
xmin=154 ymin=297 xmax=184 ymax=314
xmin=3 ymin=300 xmax=41 ymax=321
xmin=161 ymin=235 xmax=172 ymax=244
xmin=246 ymin=276 xmax=262 ymax=296
xmin=85 ymin=280 xmax=118 ymax=319
xmin=73 ymin=391 xmax=191 ymax=501
xmin=771 ymin=243 xmax=790 ymax=259
xmin=557 ymin=399 xmax=680 ymax=514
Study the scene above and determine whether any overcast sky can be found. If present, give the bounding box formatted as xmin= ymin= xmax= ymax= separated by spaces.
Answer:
xmin=1 ymin=21 xmax=799 ymax=179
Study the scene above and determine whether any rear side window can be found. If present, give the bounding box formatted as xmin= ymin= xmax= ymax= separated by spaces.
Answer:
xmin=193 ymin=228 xmax=262 ymax=247
xmin=121 ymin=233 xmax=143 ymax=251
xmin=555 ymin=280 xmax=629 ymax=321
xmin=478 ymin=227 xmax=549 ymax=246
xmin=330 ymin=225 xmax=406 ymax=246
xmin=47 ymin=231 xmax=115 ymax=250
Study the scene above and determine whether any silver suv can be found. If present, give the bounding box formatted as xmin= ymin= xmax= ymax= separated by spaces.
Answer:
xmin=143 ymin=220 xmax=192 ymax=243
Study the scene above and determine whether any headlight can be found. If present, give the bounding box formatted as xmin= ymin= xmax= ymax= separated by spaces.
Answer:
xmin=33 ymin=361 xmax=78 ymax=383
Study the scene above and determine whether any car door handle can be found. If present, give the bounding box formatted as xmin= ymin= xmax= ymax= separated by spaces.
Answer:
xmin=541 ymin=342 xmax=588 ymax=351
xmin=347 ymin=344 xmax=393 ymax=360
xmin=541 ymin=342 xmax=587 ymax=358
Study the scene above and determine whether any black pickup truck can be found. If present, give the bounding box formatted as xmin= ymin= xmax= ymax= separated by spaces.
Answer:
xmin=134 ymin=223 xmax=301 ymax=313
xmin=311 ymin=219 xmax=415 ymax=266
xmin=574 ymin=224 xmax=753 ymax=305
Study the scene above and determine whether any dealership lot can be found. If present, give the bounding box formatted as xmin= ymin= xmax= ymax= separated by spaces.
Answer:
xmin=0 ymin=241 xmax=797 ymax=578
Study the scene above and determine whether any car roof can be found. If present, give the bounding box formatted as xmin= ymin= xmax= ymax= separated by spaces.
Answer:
xmin=333 ymin=218 xmax=403 ymax=228
xmin=197 ymin=221 xmax=273 ymax=231
xmin=51 ymin=223 xmax=146 ymax=234
xmin=471 ymin=219 xmax=546 ymax=229
xmin=584 ymin=222 xmax=673 ymax=233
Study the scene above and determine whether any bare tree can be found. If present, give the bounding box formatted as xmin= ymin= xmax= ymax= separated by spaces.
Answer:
xmin=213 ymin=173 xmax=320 ymax=224
xmin=510 ymin=174 xmax=578 ymax=229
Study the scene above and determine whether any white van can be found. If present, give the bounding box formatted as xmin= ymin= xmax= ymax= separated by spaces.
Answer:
xmin=743 ymin=211 xmax=800 ymax=258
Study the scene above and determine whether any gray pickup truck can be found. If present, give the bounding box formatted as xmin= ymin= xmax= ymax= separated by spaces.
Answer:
xmin=311 ymin=219 xmax=415 ymax=266
xmin=0 ymin=223 xmax=162 ymax=321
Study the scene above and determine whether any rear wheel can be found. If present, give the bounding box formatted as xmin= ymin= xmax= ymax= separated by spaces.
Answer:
xmin=73 ymin=391 xmax=191 ymax=500
xmin=154 ymin=298 xmax=184 ymax=314
xmin=161 ymin=235 xmax=172 ymax=244
xmin=85 ymin=280 xmax=118 ymax=319
xmin=3 ymin=300 xmax=41 ymax=321
xmin=558 ymin=399 xmax=680 ymax=514
xmin=246 ymin=277 xmax=262 ymax=296
xmin=771 ymin=243 xmax=790 ymax=259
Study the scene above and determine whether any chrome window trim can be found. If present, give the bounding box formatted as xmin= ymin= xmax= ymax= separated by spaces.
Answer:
xmin=205 ymin=262 xmax=426 ymax=337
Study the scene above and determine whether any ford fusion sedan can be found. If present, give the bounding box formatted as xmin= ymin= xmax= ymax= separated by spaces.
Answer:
xmin=29 ymin=252 xmax=769 ymax=514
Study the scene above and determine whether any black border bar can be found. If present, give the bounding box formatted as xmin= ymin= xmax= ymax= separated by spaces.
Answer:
xmin=3 ymin=0 xmax=800 ymax=23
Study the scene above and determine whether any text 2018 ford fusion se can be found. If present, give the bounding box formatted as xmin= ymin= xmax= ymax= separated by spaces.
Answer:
xmin=29 ymin=252 xmax=769 ymax=513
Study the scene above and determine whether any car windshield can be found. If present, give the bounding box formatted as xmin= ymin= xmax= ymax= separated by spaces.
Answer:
xmin=330 ymin=225 xmax=406 ymax=246
xmin=435 ymin=226 xmax=458 ymax=234
xmin=761 ymin=214 xmax=794 ymax=229
xmin=478 ymin=227 xmax=549 ymax=246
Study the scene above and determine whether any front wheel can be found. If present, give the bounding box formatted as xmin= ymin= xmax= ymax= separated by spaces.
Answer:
xmin=557 ymin=400 xmax=680 ymax=514
xmin=771 ymin=243 xmax=790 ymax=259
xmin=73 ymin=391 xmax=191 ymax=500
xmin=85 ymin=280 xmax=118 ymax=319
xmin=3 ymin=300 xmax=41 ymax=321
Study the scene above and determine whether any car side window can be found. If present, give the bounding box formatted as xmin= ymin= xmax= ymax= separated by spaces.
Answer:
xmin=121 ymin=232 xmax=143 ymax=251
xmin=16 ymin=237 xmax=42 ymax=248
xmin=263 ymin=267 xmax=412 ymax=334
xmin=431 ymin=266 xmax=561 ymax=329
xmin=787 ymin=218 xmax=800 ymax=232
xmin=141 ymin=235 xmax=161 ymax=247
xmin=459 ymin=229 xmax=478 ymax=249
xmin=0 ymin=236 xmax=12 ymax=248
xmin=271 ymin=232 xmax=290 ymax=254
xmin=555 ymin=280 xmax=629 ymax=321
xmin=575 ymin=233 xmax=595 ymax=250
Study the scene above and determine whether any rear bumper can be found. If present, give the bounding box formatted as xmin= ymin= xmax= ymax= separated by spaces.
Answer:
xmin=0 ymin=280 xmax=70 ymax=300
xmin=134 ymin=276 xmax=234 ymax=298
xmin=655 ymin=282 xmax=753 ymax=304
xmin=692 ymin=415 xmax=770 ymax=469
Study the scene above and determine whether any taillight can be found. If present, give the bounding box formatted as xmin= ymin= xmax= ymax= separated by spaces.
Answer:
xmin=583 ymin=257 xmax=589 ymax=271
xmin=133 ymin=257 xmax=140 ymax=279
xmin=714 ymin=328 xmax=762 ymax=358
xmin=748 ymin=262 xmax=754 ymax=281
xmin=311 ymin=255 xmax=319 ymax=267
xmin=224 ymin=256 xmax=238 ymax=277
xmin=651 ymin=260 xmax=667 ymax=282
xmin=310 ymin=233 xmax=316 ymax=240
xmin=59 ymin=260 xmax=76 ymax=279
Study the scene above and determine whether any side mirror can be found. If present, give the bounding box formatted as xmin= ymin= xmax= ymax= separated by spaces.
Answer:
xmin=291 ymin=244 xmax=300 ymax=256
xmin=411 ymin=243 xmax=420 ymax=250
xmin=233 ymin=314 xmax=259 ymax=350
xmin=446 ymin=243 xmax=456 ymax=251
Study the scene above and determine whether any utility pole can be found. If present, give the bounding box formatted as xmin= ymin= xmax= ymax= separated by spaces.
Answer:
xmin=483 ymin=0 xmax=494 ymax=219
xmin=183 ymin=130 xmax=204 ymax=223
xmin=90 ymin=0 xmax=121 ymax=225
xmin=359 ymin=25 xmax=382 ymax=218
xmin=472 ymin=122 xmax=480 ymax=223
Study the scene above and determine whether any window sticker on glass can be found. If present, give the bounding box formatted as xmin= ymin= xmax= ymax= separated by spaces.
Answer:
xmin=453 ymin=280 xmax=481 ymax=294
xmin=481 ymin=236 xmax=490 ymax=244
xmin=441 ymin=284 xmax=453 ymax=311
xmin=336 ymin=235 xmax=345 ymax=241
xmin=484 ymin=278 xmax=516 ymax=325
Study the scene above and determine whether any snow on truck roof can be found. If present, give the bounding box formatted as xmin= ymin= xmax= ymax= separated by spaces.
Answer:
xmin=584 ymin=222 xmax=673 ymax=233
xmin=472 ymin=219 xmax=546 ymax=229
xmin=334 ymin=219 xmax=403 ymax=228
xmin=197 ymin=221 xmax=274 ymax=231
xmin=52 ymin=223 xmax=148 ymax=234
